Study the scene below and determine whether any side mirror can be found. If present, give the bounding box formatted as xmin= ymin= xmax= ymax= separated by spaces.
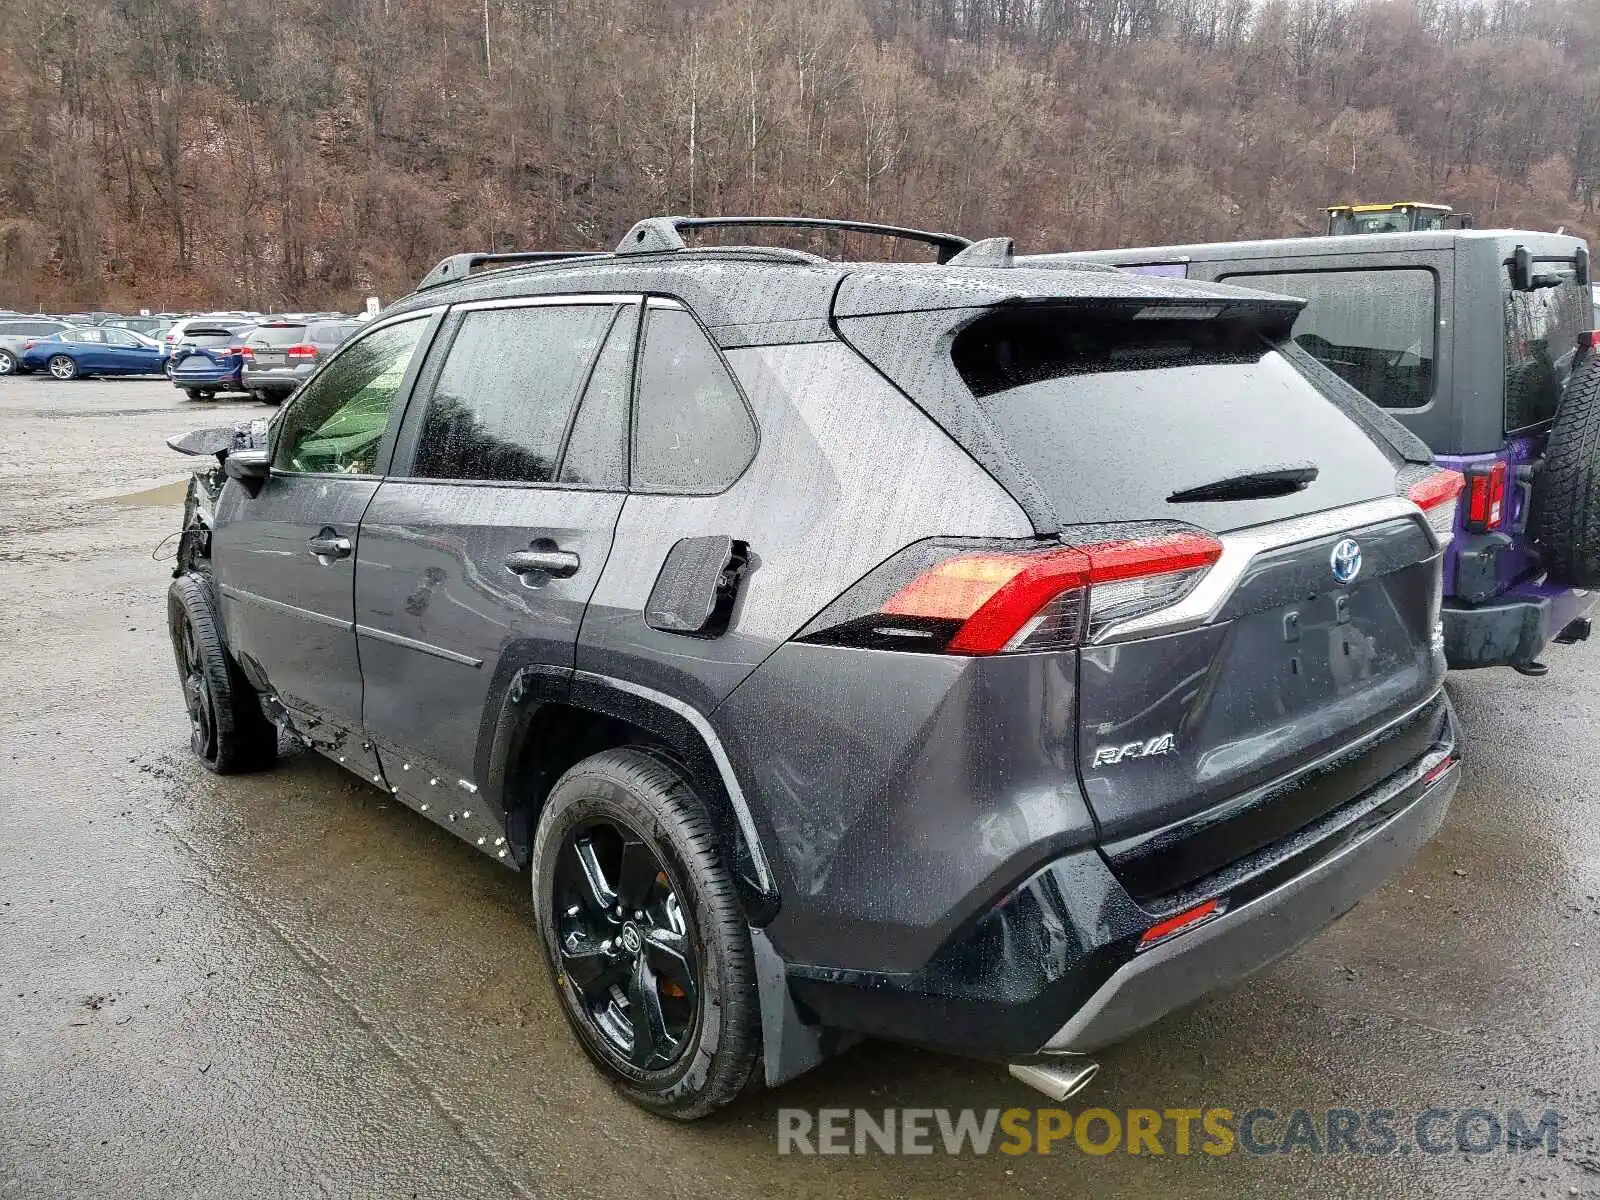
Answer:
xmin=224 ymin=447 xmax=270 ymax=496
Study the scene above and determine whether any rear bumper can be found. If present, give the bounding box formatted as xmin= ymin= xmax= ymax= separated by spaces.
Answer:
xmin=782 ymin=698 xmax=1459 ymax=1060
xmin=241 ymin=363 xmax=313 ymax=393
xmin=1046 ymin=757 xmax=1458 ymax=1052
xmin=172 ymin=369 xmax=241 ymax=387
xmin=1442 ymin=585 xmax=1597 ymax=669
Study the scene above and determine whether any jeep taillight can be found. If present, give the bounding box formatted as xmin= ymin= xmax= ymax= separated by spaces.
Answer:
xmin=796 ymin=527 xmax=1222 ymax=655
xmin=1406 ymin=469 xmax=1466 ymax=544
xmin=1464 ymin=461 xmax=1508 ymax=533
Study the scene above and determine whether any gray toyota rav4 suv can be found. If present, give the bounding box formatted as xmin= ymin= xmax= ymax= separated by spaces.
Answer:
xmin=166 ymin=217 xmax=1464 ymax=1118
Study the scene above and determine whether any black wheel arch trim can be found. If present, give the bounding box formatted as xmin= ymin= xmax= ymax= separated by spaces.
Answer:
xmin=480 ymin=663 xmax=780 ymax=921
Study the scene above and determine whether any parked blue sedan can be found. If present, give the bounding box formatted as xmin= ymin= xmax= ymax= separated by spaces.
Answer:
xmin=20 ymin=326 xmax=168 ymax=379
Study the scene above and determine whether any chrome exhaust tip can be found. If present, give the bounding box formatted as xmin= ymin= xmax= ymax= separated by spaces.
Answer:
xmin=1008 ymin=1058 xmax=1100 ymax=1102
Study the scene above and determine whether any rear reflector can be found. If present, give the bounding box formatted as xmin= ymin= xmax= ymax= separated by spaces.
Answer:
xmin=1464 ymin=462 xmax=1508 ymax=532
xmin=1138 ymin=898 xmax=1223 ymax=950
xmin=799 ymin=526 xmax=1222 ymax=656
xmin=1406 ymin=469 xmax=1466 ymax=543
xmin=1421 ymin=754 xmax=1458 ymax=788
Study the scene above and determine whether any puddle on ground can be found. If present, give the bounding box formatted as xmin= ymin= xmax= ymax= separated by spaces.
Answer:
xmin=101 ymin=480 xmax=189 ymax=507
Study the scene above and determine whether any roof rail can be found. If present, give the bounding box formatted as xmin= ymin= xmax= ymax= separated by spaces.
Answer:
xmin=415 ymin=250 xmax=602 ymax=292
xmin=614 ymin=216 xmax=972 ymax=263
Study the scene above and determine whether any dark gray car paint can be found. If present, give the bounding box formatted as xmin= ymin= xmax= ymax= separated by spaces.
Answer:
xmin=214 ymin=475 xmax=378 ymax=735
xmin=710 ymin=640 xmax=1095 ymax=974
xmin=575 ymin=340 xmax=1030 ymax=712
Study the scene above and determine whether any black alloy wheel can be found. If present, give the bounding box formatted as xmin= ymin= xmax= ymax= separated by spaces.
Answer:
xmin=174 ymin=606 xmax=219 ymax=763
xmin=166 ymin=574 xmax=277 ymax=774
xmin=552 ymin=819 xmax=700 ymax=1071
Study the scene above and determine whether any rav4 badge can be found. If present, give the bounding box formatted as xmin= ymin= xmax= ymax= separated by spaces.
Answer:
xmin=1092 ymin=733 xmax=1177 ymax=768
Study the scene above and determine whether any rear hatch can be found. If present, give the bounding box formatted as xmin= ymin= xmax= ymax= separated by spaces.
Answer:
xmin=175 ymin=327 xmax=247 ymax=374
xmin=245 ymin=323 xmax=310 ymax=370
xmin=836 ymin=277 xmax=1450 ymax=901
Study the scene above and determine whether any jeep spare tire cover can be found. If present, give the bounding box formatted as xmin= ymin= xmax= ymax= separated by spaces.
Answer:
xmin=1532 ymin=353 xmax=1600 ymax=587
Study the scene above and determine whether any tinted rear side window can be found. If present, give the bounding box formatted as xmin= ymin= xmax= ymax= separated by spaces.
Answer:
xmin=1220 ymin=268 xmax=1436 ymax=409
xmin=559 ymin=305 xmax=635 ymax=489
xmin=412 ymin=304 xmax=614 ymax=484
xmin=632 ymin=306 xmax=756 ymax=493
xmin=949 ymin=307 xmax=1405 ymax=530
xmin=1504 ymin=267 xmax=1587 ymax=432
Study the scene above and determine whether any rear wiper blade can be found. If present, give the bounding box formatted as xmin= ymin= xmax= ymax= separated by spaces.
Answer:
xmin=1168 ymin=463 xmax=1318 ymax=503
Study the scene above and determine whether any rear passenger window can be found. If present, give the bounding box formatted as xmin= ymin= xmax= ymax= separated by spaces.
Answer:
xmin=559 ymin=306 xmax=636 ymax=489
xmin=632 ymin=305 xmax=756 ymax=493
xmin=413 ymin=304 xmax=613 ymax=484
xmin=1221 ymin=268 xmax=1436 ymax=409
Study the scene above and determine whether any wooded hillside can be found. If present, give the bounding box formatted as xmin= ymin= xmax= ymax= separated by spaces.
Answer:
xmin=2 ymin=0 xmax=1596 ymax=309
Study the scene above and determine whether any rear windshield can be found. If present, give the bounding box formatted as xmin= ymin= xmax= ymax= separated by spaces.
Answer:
xmin=1504 ymin=267 xmax=1588 ymax=432
xmin=250 ymin=325 xmax=308 ymax=345
xmin=186 ymin=328 xmax=246 ymax=346
xmin=948 ymin=308 xmax=1409 ymax=530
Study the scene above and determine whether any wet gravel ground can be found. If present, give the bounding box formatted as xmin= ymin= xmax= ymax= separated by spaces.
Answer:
xmin=2 ymin=377 xmax=1599 ymax=1198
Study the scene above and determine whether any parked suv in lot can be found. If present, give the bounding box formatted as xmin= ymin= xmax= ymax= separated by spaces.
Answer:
xmin=167 ymin=216 xmax=1463 ymax=1118
xmin=242 ymin=318 xmax=359 ymax=403
xmin=1033 ymin=230 xmax=1597 ymax=675
xmin=0 ymin=317 xmax=70 ymax=375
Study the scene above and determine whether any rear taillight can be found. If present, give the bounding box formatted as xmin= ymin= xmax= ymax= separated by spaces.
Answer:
xmin=22 ymin=338 xmax=38 ymax=350
xmin=228 ymin=345 xmax=251 ymax=357
xmin=1463 ymin=461 xmax=1508 ymax=533
xmin=286 ymin=344 xmax=318 ymax=358
xmin=1406 ymin=469 xmax=1466 ymax=544
xmin=1579 ymin=331 xmax=1599 ymax=351
xmin=797 ymin=526 xmax=1222 ymax=655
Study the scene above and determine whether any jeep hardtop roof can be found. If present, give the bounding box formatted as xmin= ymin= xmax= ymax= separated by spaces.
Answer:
xmin=1022 ymin=227 xmax=1588 ymax=268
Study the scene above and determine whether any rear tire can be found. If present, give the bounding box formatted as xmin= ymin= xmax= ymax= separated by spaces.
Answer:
xmin=1531 ymin=354 xmax=1600 ymax=587
xmin=167 ymin=574 xmax=277 ymax=774
xmin=47 ymin=354 xmax=78 ymax=381
xmin=532 ymin=748 xmax=761 ymax=1120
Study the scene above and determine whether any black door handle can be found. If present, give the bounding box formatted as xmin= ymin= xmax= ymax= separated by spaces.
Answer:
xmin=307 ymin=531 xmax=352 ymax=560
xmin=505 ymin=548 xmax=580 ymax=579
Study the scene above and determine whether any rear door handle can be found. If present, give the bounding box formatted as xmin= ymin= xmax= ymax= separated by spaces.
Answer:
xmin=505 ymin=548 xmax=580 ymax=579
xmin=307 ymin=532 xmax=352 ymax=560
